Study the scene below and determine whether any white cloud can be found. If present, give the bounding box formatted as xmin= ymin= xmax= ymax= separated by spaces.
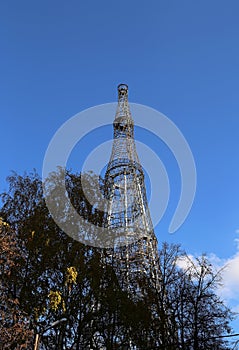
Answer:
xmin=177 ymin=254 xmax=196 ymax=270
xmin=217 ymin=252 xmax=239 ymax=303
xmin=180 ymin=232 xmax=239 ymax=314
xmin=211 ymin=240 xmax=239 ymax=316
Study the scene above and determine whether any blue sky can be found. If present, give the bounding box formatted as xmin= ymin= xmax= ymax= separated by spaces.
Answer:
xmin=1 ymin=0 xmax=239 ymax=329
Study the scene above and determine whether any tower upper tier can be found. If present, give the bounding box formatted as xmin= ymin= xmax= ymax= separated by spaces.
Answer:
xmin=113 ymin=84 xmax=134 ymax=139
xmin=106 ymin=84 xmax=141 ymax=176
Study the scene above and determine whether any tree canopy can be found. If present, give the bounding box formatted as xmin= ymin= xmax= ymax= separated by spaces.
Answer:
xmin=0 ymin=170 xmax=236 ymax=349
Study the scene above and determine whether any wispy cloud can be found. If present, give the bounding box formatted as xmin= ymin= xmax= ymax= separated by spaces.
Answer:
xmin=207 ymin=233 xmax=239 ymax=332
xmin=179 ymin=231 xmax=239 ymax=314
xmin=215 ymin=236 xmax=239 ymax=304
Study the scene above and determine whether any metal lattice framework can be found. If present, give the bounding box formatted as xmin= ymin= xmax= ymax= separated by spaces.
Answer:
xmin=104 ymin=84 xmax=160 ymax=295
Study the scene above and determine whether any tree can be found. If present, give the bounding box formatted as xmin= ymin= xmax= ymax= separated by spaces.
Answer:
xmin=0 ymin=170 xmax=132 ymax=349
xmin=156 ymin=243 xmax=234 ymax=350
xmin=0 ymin=217 xmax=33 ymax=349
xmin=176 ymin=254 xmax=233 ymax=349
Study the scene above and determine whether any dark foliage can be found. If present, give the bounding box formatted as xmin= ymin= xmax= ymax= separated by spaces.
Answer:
xmin=0 ymin=170 xmax=236 ymax=349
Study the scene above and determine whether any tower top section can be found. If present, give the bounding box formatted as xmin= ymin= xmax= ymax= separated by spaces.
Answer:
xmin=114 ymin=83 xmax=133 ymax=139
xmin=115 ymin=84 xmax=132 ymax=119
xmin=118 ymin=83 xmax=128 ymax=97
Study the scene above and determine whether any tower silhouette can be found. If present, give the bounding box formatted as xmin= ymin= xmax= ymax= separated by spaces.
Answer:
xmin=104 ymin=84 xmax=160 ymax=295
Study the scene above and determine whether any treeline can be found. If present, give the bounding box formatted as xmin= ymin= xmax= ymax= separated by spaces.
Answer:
xmin=0 ymin=170 xmax=236 ymax=349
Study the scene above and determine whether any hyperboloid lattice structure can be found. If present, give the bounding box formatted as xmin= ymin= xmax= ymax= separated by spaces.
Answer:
xmin=104 ymin=84 xmax=160 ymax=295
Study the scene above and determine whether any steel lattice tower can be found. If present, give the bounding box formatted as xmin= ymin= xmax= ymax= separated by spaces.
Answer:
xmin=104 ymin=84 xmax=160 ymax=296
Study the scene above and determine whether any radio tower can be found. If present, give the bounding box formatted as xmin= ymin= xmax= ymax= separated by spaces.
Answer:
xmin=104 ymin=84 xmax=160 ymax=295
